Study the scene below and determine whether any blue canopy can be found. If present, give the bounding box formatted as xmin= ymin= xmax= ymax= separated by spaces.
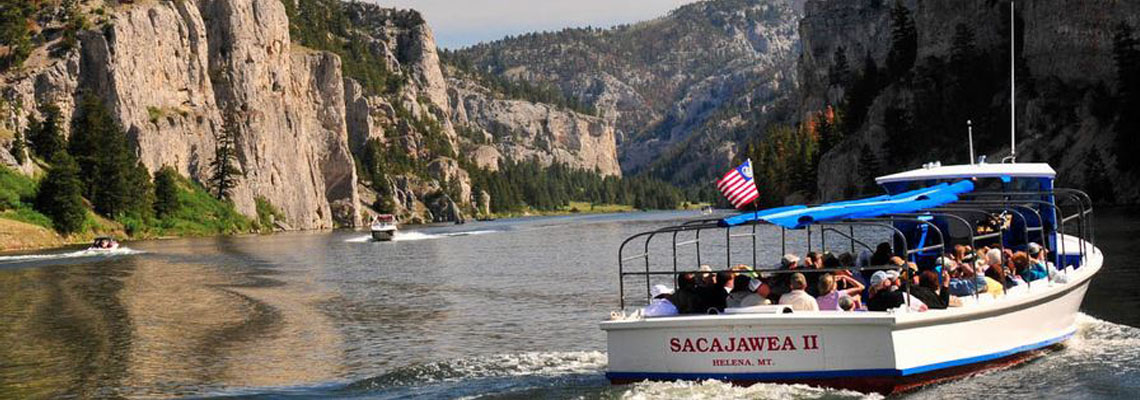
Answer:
xmin=719 ymin=180 xmax=974 ymax=229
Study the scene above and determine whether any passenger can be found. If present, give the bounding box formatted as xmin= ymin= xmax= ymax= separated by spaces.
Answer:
xmin=778 ymin=273 xmax=819 ymax=311
xmin=693 ymin=271 xmax=729 ymax=313
xmin=866 ymin=271 xmax=906 ymax=311
xmin=985 ymin=248 xmax=1020 ymax=289
xmin=871 ymin=242 xmax=893 ymax=266
xmin=770 ymin=254 xmax=800 ymax=298
xmin=671 ymin=273 xmax=701 ymax=314
xmin=816 ymin=273 xmax=865 ymax=311
xmin=1014 ymin=251 xmax=1047 ymax=282
xmin=718 ymin=271 xmax=735 ymax=293
xmin=746 ymin=278 xmax=774 ymax=306
xmin=946 ymin=260 xmax=988 ymax=297
xmin=838 ymin=296 xmax=856 ymax=311
xmin=728 ymin=276 xmax=771 ymax=308
xmin=910 ymin=270 xmax=950 ymax=309
xmin=698 ymin=265 xmax=716 ymax=286
xmin=804 ymin=252 xmax=825 ymax=296
xmin=643 ymin=284 xmax=679 ymax=317
xmin=1028 ymin=242 xmax=1068 ymax=283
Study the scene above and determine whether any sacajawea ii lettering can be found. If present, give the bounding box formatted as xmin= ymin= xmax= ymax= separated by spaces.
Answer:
xmin=669 ymin=336 xmax=807 ymax=353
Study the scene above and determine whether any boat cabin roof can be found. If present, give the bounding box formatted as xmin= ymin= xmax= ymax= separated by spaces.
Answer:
xmin=875 ymin=163 xmax=1055 ymax=185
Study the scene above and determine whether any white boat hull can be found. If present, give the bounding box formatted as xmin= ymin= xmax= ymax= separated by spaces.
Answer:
xmin=371 ymin=229 xmax=396 ymax=241
xmin=602 ymin=238 xmax=1101 ymax=394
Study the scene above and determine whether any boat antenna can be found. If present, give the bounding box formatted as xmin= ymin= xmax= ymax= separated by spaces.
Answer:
xmin=1005 ymin=0 xmax=1017 ymax=163
xmin=967 ymin=120 xmax=976 ymax=165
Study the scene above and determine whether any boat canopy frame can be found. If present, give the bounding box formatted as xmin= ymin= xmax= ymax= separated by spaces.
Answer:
xmin=615 ymin=187 xmax=1096 ymax=310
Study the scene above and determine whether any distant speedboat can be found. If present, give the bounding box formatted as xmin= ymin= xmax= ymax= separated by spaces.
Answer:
xmin=370 ymin=214 xmax=398 ymax=241
xmin=87 ymin=236 xmax=119 ymax=251
xmin=701 ymin=205 xmax=715 ymax=215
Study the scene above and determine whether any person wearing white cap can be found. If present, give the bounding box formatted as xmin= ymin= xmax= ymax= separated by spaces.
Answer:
xmin=1029 ymin=242 xmax=1069 ymax=283
xmin=643 ymin=284 xmax=679 ymax=317
xmin=727 ymin=276 xmax=772 ymax=308
xmin=867 ymin=270 xmax=906 ymax=311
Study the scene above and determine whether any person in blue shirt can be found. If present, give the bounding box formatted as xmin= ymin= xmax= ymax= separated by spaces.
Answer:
xmin=643 ymin=284 xmax=679 ymax=317
xmin=1013 ymin=251 xmax=1048 ymax=282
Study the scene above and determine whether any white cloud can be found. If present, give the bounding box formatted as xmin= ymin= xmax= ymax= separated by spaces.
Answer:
xmin=366 ymin=0 xmax=702 ymax=48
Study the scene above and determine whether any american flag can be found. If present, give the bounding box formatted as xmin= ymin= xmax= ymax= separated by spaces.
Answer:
xmin=717 ymin=159 xmax=759 ymax=209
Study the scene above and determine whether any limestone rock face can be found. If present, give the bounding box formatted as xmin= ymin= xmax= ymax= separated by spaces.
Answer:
xmin=448 ymin=78 xmax=621 ymax=176
xmin=1 ymin=0 xmax=361 ymax=229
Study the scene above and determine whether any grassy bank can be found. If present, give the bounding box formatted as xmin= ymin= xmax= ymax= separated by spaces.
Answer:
xmin=1 ymin=165 xmax=260 ymax=253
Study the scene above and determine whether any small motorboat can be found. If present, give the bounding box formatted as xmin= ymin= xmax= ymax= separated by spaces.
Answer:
xmin=370 ymin=214 xmax=398 ymax=241
xmin=87 ymin=236 xmax=119 ymax=251
xmin=701 ymin=205 xmax=715 ymax=215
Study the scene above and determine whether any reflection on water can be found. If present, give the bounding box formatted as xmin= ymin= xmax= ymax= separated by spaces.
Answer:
xmin=0 ymin=209 xmax=1137 ymax=398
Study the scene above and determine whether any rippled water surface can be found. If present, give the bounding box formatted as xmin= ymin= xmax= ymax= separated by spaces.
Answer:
xmin=0 ymin=209 xmax=1138 ymax=399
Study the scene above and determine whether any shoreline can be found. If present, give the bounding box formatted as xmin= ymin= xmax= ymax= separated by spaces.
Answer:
xmin=1 ymin=203 xmax=710 ymax=255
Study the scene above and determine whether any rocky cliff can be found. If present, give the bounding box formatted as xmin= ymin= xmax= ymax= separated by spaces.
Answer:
xmin=453 ymin=0 xmax=804 ymax=184
xmin=1 ymin=0 xmax=625 ymax=229
xmin=801 ymin=0 xmax=1140 ymax=203
xmin=2 ymin=0 xmax=359 ymax=229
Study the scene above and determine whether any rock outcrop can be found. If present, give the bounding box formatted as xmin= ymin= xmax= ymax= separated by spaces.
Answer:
xmin=454 ymin=0 xmax=804 ymax=183
xmin=1 ymin=0 xmax=360 ymax=229
xmin=801 ymin=0 xmax=1140 ymax=203
xmin=448 ymin=77 xmax=621 ymax=176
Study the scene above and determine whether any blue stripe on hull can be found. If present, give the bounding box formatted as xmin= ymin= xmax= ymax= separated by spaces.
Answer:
xmin=607 ymin=330 xmax=1074 ymax=382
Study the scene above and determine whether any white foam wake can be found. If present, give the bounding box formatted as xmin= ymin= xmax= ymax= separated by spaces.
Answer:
xmin=0 ymin=247 xmax=144 ymax=264
xmin=345 ymin=230 xmax=497 ymax=243
xmin=620 ymin=380 xmax=883 ymax=400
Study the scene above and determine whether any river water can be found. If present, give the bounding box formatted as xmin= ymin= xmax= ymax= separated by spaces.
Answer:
xmin=0 ymin=209 xmax=1137 ymax=399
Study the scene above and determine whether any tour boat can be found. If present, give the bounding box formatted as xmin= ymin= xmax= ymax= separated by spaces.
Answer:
xmin=601 ymin=162 xmax=1099 ymax=394
xmin=370 ymin=214 xmax=398 ymax=241
xmin=87 ymin=236 xmax=119 ymax=251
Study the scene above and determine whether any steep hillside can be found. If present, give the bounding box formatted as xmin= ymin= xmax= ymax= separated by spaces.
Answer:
xmin=0 ymin=0 xmax=641 ymax=232
xmin=799 ymin=0 xmax=1140 ymax=203
xmin=451 ymin=0 xmax=804 ymax=185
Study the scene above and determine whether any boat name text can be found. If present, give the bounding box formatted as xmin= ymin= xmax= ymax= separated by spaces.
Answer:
xmin=669 ymin=335 xmax=820 ymax=353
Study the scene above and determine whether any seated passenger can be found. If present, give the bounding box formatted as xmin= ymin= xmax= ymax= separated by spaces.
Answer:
xmin=643 ymin=284 xmax=679 ymax=317
xmin=838 ymin=295 xmax=856 ymax=311
xmin=978 ymin=262 xmax=1006 ymax=298
xmin=909 ymin=270 xmax=950 ymax=309
xmin=946 ymin=260 xmax=988 ymax=297
xmin=693 ymin=271 xmax=730 ymax=313
xmin=770 ymin=254 xmax=801 ymax=298
xmin=984 ymin=248 xmax=1020 ymax=289
xmin=1028 ymin=242 xmax=1068 ymax=283
xmin=731 ymin=263 xmax=758 ymax=279
xmin=1013 ymin=251 xmax=1048 ymax=282
xmin=671 ymin=273 xmax=701 ymax=314
xmin=866 ymin=271 xmax=906 ymax=311
xmin=728 ymin=276 xmax=771 ymax=308
xmin=746 ymin=278 xmax=774 ymax=307
xmin=816 ymin=273 xmax=865 ymax=311
xmin=778 ymin=273 xmax=819 ymax=311
xmin=726 ymin=275 xmax=753 ymax=308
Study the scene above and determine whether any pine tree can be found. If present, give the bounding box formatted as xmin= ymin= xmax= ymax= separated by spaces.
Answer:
xmin=886 ymin=1 xmax=918 ymax=80
xmin=153 ymin=165 xmax=181 ymax=219
xmin=1083 ymin=148 xmax=1114 ymax=204
xmin=69 ymin=94 xmax=113 ymax=197
xmin=857 ymin=143 xmax=882 ymax=194
xmin=0 ymin=1 xmax=34 ymax=71
xmin=829 ymin=46 xmax=850 ymax=88
xmin=9 ymin=129 xmax=26 ymax=165
xmin=29 ymin=103 xmax=66 ymax=160
xmin=210 ymin=110 xmax=243 ymax=200
xmin=35 ymin=152 xmax=87 ymax=234
xmin=69 ymin=94 xmax=152 ymax=218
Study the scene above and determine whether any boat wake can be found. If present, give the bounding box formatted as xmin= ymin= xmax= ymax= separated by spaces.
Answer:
xmin=0 ymin=247 xmax=144 ymax=266
xmin=344 ymin=230 xmax=497 ymax=243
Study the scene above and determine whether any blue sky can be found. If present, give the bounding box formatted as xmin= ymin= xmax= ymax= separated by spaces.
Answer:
xmin=367 ymin=0 xmax=701 ymax=49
